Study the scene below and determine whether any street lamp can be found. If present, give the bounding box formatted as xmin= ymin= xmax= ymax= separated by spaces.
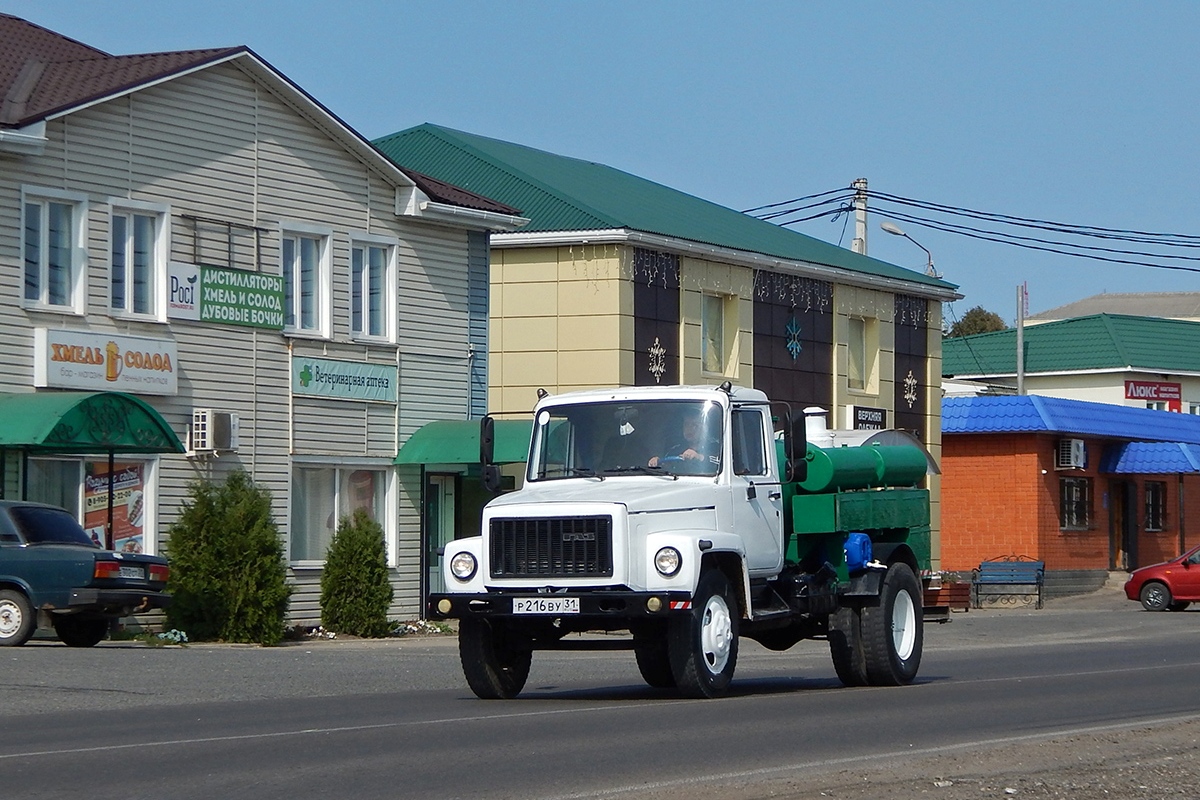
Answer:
xmin=880 ymin=221 xmax=940 ymax=278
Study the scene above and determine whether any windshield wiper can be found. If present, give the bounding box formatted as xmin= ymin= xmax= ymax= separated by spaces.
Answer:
xmin=539 ymin=467 xmax=603 ymax=480
xmin=600 ymin=465 xmax=677 ymax=479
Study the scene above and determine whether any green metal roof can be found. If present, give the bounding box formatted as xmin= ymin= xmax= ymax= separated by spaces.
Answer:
xmin=0 ymin=391 xmax=185 ymax=453
xmin=373 ymin=124 xmax=958 ymax=295
xmin=943 ymin=314 xmax=1200 ymax=377
xmin=395 ymin=419 xmax=531 ymax=465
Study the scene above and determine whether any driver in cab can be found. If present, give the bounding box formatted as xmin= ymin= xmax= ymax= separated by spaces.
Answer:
xmin=649 ymin=411 xmax=719 ymax=468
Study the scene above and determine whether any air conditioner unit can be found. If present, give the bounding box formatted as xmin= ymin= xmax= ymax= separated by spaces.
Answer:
xmin=191 ymin=409 xmax=239 ymax=453
xmin=1055 ymin=438 xmax=1085 ymax=470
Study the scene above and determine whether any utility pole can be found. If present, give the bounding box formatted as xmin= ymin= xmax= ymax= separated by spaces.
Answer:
xmin=851 ymin=178 xmax=868 ymax=254
xmin=1016 ymin=284 xmax=1026 ymax=396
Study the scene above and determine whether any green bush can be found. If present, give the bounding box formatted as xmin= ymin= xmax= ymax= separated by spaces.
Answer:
xmin=165 ymin=471 xmax=291 ymax=645
xmin=320 ymin=508 xmax=394 ymax=637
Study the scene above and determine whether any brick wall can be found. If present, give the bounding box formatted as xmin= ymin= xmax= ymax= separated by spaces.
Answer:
xmin=944 ymin=433 xmax=1200 ymax=574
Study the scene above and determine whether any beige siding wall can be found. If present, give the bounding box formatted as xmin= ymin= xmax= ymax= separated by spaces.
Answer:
xmin=0 ymin=63 xmax=480 ymax=625
xmin=489 ymin=244 xmax=626 ymax=416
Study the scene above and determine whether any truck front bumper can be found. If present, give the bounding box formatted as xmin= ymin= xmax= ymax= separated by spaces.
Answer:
xmin=428 ymin=590 xmax=694 ymax=621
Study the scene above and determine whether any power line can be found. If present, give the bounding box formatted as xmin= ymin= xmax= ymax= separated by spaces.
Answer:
xmin=747 ymin=186 xmax=1200 ymax=274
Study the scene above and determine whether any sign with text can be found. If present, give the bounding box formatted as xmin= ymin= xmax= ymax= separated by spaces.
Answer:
xmin=83 ymin=460 xmax=146 ymax=553
xmin=291 ymin=357 xmax=398 ymax=404
xmin=34 ymin=328 xmax=178 ymax=395
xmin=1125 ymin=380 xmax=1181 ymax=411
xmin=168 ymin=262 xmax=285 ymax=329
xmin=849 ymin=405 xmax=888 ymax=430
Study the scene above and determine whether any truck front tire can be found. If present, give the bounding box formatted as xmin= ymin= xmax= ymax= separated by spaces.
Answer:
xmin=458 ymin=618 xmax=532 ymax=699
xmin=633 ymin=624 xmax=676 ymax=688
xmin=861 ymin=562 xmax=923 ymax=685
xmin=669 ymin=569 xmax=739 ymax=698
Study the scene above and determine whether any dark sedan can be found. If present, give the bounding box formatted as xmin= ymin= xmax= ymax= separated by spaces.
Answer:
xmin=0 ymin=501 xmax=170 ymax=646
xmin=1124 ymin=544 xmax=1200 ymax=611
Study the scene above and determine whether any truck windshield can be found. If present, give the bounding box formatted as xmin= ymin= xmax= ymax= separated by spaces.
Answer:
xmin=9 ymin=505 xmax=100 ymax=547
xmin=529 ymin=399 xmax=723 ymax=481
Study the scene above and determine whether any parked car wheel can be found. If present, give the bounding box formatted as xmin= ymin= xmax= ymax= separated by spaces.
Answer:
xmin=1140 ymin=581 xmax=1172 ymax=612
xmin=0 ymin=589 xmax=35 ymax=646
xmin=53 ymin=615 xmax=109 ymax=647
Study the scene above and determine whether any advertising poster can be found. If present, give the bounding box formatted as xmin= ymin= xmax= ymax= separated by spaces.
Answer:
xmin=83 ymin=461 xmax=146 ymax=552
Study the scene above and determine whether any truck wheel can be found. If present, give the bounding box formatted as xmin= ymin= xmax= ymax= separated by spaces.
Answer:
xmin=669 ymin=569 xmax=739 ymax=698
xmin=633 ymin=627 xmax=676 ymax=688
xmin=861 ymin=562 xmax=923 ymax=686
xmin=828 ymin=605 xmax=868 ymax=687
xmin=458 ymin=618 xmax=532 ymax=699
xmin=0 ymin=590 xmax=35 ymax=647
xmin=53 ymin=615 xmax=109 ymax=647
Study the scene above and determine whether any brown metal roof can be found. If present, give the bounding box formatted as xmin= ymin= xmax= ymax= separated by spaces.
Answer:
xmin=1 ymin=14 xmax=239 ymax=126
xmin=0 ymin=13 xmax=519 ymax=217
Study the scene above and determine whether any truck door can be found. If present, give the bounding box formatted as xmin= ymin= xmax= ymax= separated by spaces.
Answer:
xmin=730 ymin=407 xmax=783 ymax=572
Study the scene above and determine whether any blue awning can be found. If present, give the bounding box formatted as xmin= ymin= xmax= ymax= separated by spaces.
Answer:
xmin=1101 ymin=441 xmax=1200 ymax=474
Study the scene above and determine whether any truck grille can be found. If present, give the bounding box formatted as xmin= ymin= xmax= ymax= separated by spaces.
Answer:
xmin=489 ymin=516 xmax=614 ymax=578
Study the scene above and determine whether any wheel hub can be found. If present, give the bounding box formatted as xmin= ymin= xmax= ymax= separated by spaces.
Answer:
xmin=700 ymin=595 xmax=733 ymax=673
xmin=891 ymin=589 xmax=917 ymax=660
xmin=0 ymin=602 xmax=22 ymax=637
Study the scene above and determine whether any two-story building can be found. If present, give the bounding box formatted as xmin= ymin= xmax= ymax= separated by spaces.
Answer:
xmin=0 ymin=14 xmax=526 ymax=622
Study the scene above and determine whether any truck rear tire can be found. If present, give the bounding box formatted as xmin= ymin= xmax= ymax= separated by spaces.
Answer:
xmin=669 ymin=569 xmax=739 ymax=698
xmin=458 ymin=618 xmax=532 ymax=699
xmin=861 ymin=562 xmax=923 ymax=686
xmin=828 ymin=605 xmax=868 ymax=686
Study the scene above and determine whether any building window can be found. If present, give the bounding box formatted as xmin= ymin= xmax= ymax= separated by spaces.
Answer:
xmin=1145 ymin=481 xmax=1167 ymax=532
xmin=282 ymin=228 xmax=330 ymax=335
xmin=1146 ymin=401 xmax=1168 ymax=411
xmin=1188 ymin=403 xmax=1200 ymax=415
xmin=350 ymin=239 xmax=394 ymax=339
xmin=1059 ymin=477 xmax=1092 ymax=530
xmin=22 ymin=189 xmax=86 ymax=311
xmin=702 ymin=293 xmax=725 ymax=374
xmin=26 ymin=457 xmax=155 ymax=553
xmin=291 ymin=466 xmax=389 ymax=562
xmin=111 ymin=204 xmax=166 ymax=317
xmin=848 ymin=317 xmax=878 ymax=392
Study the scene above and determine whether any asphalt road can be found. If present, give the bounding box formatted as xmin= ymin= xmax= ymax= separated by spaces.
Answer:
xmin=4 ymin=587 xmax=1200 ymax=800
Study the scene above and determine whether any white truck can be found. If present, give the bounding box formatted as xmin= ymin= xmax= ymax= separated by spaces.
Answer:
xmin=428 ymin=383 xmax=932 ymax=699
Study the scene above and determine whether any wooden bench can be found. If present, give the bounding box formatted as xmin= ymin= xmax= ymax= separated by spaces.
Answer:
xmin=972 ymin=557 xmax=1044 ymax=609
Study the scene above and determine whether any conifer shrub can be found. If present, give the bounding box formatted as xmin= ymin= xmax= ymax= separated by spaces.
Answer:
xmin=320 ymin=508 xmax=394 ymax=637
xmin=165 ymin=470 xmax=291 ymax=645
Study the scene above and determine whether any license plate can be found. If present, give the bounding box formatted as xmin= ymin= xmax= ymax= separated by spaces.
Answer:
xmin=118 ymin=566 xmax=145 ymax=580
xmin=512 ymin=596 xmax=580 ymax=615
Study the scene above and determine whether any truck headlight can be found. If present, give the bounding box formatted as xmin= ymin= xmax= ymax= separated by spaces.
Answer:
xmin=654 ymin=547 xmax=682 ymax=577
xmin=449 ymin=552 xmax=477 ymax=581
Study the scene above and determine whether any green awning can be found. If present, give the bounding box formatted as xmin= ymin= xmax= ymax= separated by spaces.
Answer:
xmin=0 ymin=391 xmax=185 ymax=453
xmin=395 ymin=419 xmax=531 ymax=465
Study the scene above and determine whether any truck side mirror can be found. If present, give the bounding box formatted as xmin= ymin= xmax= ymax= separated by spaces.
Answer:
xmin=480 ymin=416 xmax=495 ymax=465
xmin=480 ymin=416 xmax=501 ymax=493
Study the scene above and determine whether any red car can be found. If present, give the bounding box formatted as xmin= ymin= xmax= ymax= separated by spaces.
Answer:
xmin=1124 ymin=545 xmax=1200 ymax=611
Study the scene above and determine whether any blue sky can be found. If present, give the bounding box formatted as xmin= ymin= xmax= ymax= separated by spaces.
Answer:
xmin=6 ymin=0 xmax=1199 ymax=321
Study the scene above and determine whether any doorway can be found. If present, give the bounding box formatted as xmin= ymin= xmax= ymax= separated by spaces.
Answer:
xmin=1109 ymin=480 xmax=1138 ymax=571
xmin=424 ymin=474 xmax=458 ymax=598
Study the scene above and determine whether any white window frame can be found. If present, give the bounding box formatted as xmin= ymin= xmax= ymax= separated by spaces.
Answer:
xmin=701 ymin=293 xmax=727 ymax=375
xmin=280 ymin=222 xmax=333 ymax=338
xmin=349 ymin=233 xmax=397 ymax=342
xmin=847 ymin=316 xmax=879 ymax=394
xmin=21 ymin=186 xmax=88 ymax=314
xmin=109 ymin=198 xmax=169 ymax=321
xmin=288 ymin=459 xmax=397 ymax=567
